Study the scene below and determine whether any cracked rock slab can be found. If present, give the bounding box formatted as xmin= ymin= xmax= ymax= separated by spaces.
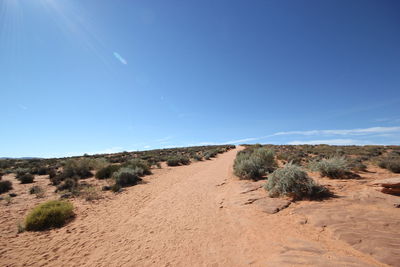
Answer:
xmin=253 ymin=197 xmax=291 ymax=214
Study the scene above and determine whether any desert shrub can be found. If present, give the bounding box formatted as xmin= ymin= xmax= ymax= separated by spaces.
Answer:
xmin=233 ymin=148 xmax=276 ymax=180
xmin=88 ymin=158 xmax=109 ymax=170
xmin=37 ymin=167 xmax=49 ymax=175
xmin=18 ymin=173 xmax=35 ymax=184
xmin=95 ymin=164 xmax=121 ymax=179
xmin=0 ymin=180 xmax=12 ymax=194
xmin=265 ymin=163 xmax=328 ymax=199
xmin=111 ymin=183 xmax=122 ymax=192
xmin=204 ymin=150 xmax=218 ymax=158
xmin=349 ymin=159 xmax=367 ymax=172
xmin=29 ymin=185 xmax=45 ymax=198
xmin=125 ymin=159 xmax=151 ymax=175
xmin=14 ymin=168 xmax=30 ymax=180
xmin=167 ymin=157 xmax=180 ymax=166
xmin=378 ymin=157 xmax=400 ymax=173
xmin=309 ymin=156 xmax=349 ymax=178
xmin=112 ymin=167 xmax=142 ymax=187
xmin=192 ymin=154 xmax=203 ymax=161
xmin=24 ymin=200 xmax=74 ymax=231
xmin=48 ymin=169 xmax=57 ymax=179
xmin=62 ymin=159 xmax=93 ymax=179
xmin=166 ymin=156 xmax=190 ymax=166
xmin=56 ymin=177 xmax=79 ymax=192
xmin=80 ymin=186 xmax=101 ymax=201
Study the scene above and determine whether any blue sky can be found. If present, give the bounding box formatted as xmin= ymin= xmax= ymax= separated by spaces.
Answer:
xmin=1 ymin=0 xmax=400 ymax=158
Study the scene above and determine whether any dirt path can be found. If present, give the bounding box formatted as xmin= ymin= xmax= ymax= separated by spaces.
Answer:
xmin=1 ymin=148 xmax=391 ymax=266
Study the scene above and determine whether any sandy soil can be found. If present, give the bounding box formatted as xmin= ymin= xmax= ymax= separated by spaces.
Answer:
xmin=1 ymin=147 xmax=399 ymax=267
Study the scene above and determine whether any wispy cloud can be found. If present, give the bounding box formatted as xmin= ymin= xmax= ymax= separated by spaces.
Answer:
xmin=274 ymin=126 xmax=400 ymax=136
xmin=155 ymin=136 xmax=174 ymax=143
xmin=113 ymin=52 xmax=128 ymax=65
xmin=190 ymin=126 xmax=400 ymax=146
xmin=287 ymin=139 xmax=368 ymax=145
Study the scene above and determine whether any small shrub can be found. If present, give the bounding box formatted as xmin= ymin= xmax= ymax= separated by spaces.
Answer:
xmin=24 ymin=200 xmax=74 ymax=231
xmin=125 ymin=159 xmax=151 ymax=175
xmin=265 ymin=163 xmax=328 ymax=199
xmin=379 ymin=157 xmax=400 ymax=173
xmin=349 ymin=159 xmax=367 ymax=172
xmin=233 ymin=147 xmax=276 ymax=180
xmin=48 ymin=169 xmax=57 ymax=179
xmin=167 ymin=157 xmax=180 ymax=166
xmin=0 ymin=180 xmax=12 ymax=194
xmin=95 ymin=165 xmax=121 ymax=179
xmin=111 ymin=183 xmax=122 ymax=192
xmin=62 ymin=159 xmax=93 ymax=179
xmin=29 ymin=186 xmax=45 ymax=198
xmin=112 ymin=167 xmax=142 ymax=187
xmin=57 ymin=177 xmax=79 ymax=192
xmin=192 ymin=154 xmax=203 ymax=161
xmin=80 ymin=186 xmax=101 ymax=201
xmin=309 ymin=156 xmax=349 ymax=178
xmin=166 ymin=155 xmax=190 ymax=166
xmin=18 ymin=173 xmax=35 ymax=184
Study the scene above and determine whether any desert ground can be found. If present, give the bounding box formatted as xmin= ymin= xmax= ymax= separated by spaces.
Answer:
xmin=1 ymin=147 xmax=399 ymax=267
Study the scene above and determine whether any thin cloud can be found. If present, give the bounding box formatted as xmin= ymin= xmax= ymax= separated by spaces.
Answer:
xmin=191 ymin=126 xmax=400 ymax=146
xmin=287 ymin=139 xmax=367 ymax=145
xmin=113 ymin=52 xmax=128 ymax=65
xmin=274 ymin=126 xmax=400 ymax=136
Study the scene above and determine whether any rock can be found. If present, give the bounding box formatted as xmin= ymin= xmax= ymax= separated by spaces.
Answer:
xmin=9 ymin=193 xmax=17 ymax=197
xmin=239 ymin=181 xmax=264 ymax=194
xmin=371 ymin=178 xmax=400 ymax=196
xmin=371 ymin=178 xmax=400 ymax=188
xmin=60 ymin=192 xmax=73 ymax=199
xmin=253 ymin=197 xmax=291 ymax=214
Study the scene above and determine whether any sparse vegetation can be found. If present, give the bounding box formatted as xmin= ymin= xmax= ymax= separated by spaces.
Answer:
xmin=95 ymin=164 xmax=121 ymax=179
xmin=0 ymin=180 xmax=12 ymax=194
xmin=265 ymin=163 xmax=329 ymax=199
xmin=124 ymin=159 xmax=151 ymax=175
xmin=29 ymin=185 xmax=45 ymax=198
xmin=24 ymin=200 xmax=74 ymax=231
xmin=233 ymin=147 xmax=276 ymax=180
xmin=112 ymin=167 xmax=142 ymax=187
xmin=18 ymin=173 xmax=35 ymax=184
xmin=378 ymin=156 xmax=400 ymax=173
xmin=167 ymin=155 xmax=191 ymax=166
xmin=309 ymin=156 xmax=350 ymax=179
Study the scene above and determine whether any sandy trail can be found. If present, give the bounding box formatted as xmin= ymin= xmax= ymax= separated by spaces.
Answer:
xmin=1 ymin=148 xmax=391 ymax=267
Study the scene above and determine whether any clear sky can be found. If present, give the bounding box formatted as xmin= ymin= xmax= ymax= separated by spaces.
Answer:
xmin=1 ymin=0 xmax=400 ymax=158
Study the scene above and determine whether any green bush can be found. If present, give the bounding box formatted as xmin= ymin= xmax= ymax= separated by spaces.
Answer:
xmin=95 ymin=165 xmax=121 ymax=179
xmin=379 ymin=157 xmax=400 ymax=173
xmin=0 ymin=180 xmax=12 ymax=194
xmin=265 ymin=163 xmax=327 ymax=199
xmin=25 ymin=200 xmax=74 ymax=231
xmin=233 ymin=147 xmax=276 ymax=180
xmin=112 ymin=167 xmax=142 ymax=187
xmin=125 ymin=159 xmax=151 ymax=175
xmin=166 ymin=155 xmax=191 ymax=166
xmin=57 ymin=177 xmax=79 ymax=192
xmin=349 ymin=159 xmax=367 ymax=172
xmin=309 ymin=156 xmax=349 ymax=178
xmin=62 ymin=159 xmax=93 ymax=179
xmin=18 ymin=173 xmax=35 ymax=184
xmin=192 ymin=154 xmax=203 ymax=161
xmin=29 ymin=185 xmax=45 ymax=198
